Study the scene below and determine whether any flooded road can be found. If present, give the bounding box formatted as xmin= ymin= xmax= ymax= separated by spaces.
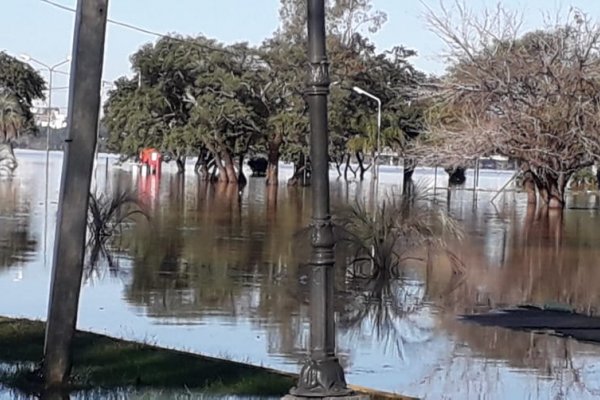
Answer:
xmin=2 ymin=150 xmax=600 ymax=399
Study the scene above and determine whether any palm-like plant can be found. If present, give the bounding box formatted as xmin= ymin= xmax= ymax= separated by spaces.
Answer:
xmin=86 ymin=190 xmax=148 ymax=272
xmin=333 ymin=186 xmax=464 ymax=356
xmin=334 ymin=184 xmax=464 ymax=280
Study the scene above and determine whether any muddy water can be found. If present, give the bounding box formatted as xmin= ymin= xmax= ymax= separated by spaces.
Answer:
xmin=1 ymin=150 xmax=600 ymax=399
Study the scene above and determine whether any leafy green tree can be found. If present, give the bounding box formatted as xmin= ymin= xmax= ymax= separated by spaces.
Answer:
xmin=257 ymin=38 xmax=309 ymax=185
xmin=0 ymin=52 xmax=46 ymax=170
xmin=104 ymin=37 xmax=266 ymax=181
xmin=0 ymin=52 xmax=46 ymax=129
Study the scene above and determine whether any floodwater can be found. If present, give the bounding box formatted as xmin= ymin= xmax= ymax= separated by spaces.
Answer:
xmin=2 ymin=150 xmax=600 ymax=400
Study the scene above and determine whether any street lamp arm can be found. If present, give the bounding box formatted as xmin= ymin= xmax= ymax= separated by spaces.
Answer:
xmin=352 ymin=86 xmax=381 ymax=105
xmin=352 ymin=85 xmax=382 ymax=181
xmin=19 ymin=54 xmax=70 ymax=73
xmin=51 ymin=58 xmax=71 ymax=71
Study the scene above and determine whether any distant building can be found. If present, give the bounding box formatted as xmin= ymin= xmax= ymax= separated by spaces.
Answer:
xmin=31 ymin=100 xmax=67 ymax=129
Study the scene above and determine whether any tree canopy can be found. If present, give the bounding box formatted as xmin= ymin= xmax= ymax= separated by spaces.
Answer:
xmin=417 ymin=5 xmax=600 ymax=208
xmin=103 ymin=0 xmax=425 ymax=185
xmin=0 ymin=52 xmax=46 ymax=142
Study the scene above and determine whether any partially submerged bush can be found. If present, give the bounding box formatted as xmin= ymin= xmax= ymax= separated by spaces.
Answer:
xmin=334 ymin=185 xmax=464 ymax=280
xmin=334 ymin=186 xmax=464 ymax=355
xmin=86 ymin=190 xmax=148 ymax=271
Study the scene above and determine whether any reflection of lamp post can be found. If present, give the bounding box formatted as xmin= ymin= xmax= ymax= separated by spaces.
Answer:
xmin=287 ymin=0 xmax=353 ymax=398
xmin=94 ymin=80 xmax=113 ymax=183
xmin=352 ymin=86 xmax=381 ymax=181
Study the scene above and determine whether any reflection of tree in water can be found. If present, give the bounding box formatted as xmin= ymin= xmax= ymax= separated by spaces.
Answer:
xmin=118 ymin=180 xmax=473 ymax=370
xmin=438 ymin=205 xmax=600 ymax=315
xmin=424 ymin=202 xmax=600 ymax=398
xmin=426 ymin=315 xmax=600 ymax=399
xmin=338 ymin=276 xmax=434 ymax=357
xmin=0 ymin=180 xmax=36 ymax=271
xmin=329 ymin=189 xmax=462 ymax=357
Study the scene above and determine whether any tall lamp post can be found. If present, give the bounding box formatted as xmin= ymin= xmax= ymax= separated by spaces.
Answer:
xmin=18 ymin=55 xmax=71 ymax=160
xmin=18 ymin=55 xmax=70 ymax=265
xmin=352 ymin=86 xmax=381 ymax=181
xmin=287 ymin=0 xmax=354 ymax=398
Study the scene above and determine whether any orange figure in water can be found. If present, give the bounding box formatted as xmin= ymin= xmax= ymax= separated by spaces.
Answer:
xmin=139 ymin=148 xmax=162 ymax=175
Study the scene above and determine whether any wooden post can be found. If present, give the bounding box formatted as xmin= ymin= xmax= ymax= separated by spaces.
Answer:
xmin=43 ymin=0 xmax=109 ymax=388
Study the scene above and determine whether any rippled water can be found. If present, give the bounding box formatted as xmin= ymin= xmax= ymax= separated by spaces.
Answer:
xmin=2 ymin=150 xmax=600 ymax=399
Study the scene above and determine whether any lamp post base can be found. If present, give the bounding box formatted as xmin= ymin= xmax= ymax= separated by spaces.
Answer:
xmin=288 ymin=357 xmax=355 ymax=398
xmin=283 ymin=395 xmax=369 ymax=400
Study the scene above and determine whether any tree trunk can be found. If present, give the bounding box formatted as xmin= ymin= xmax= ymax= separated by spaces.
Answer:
xmin=194 ymin=153 xmax=202 ymax=173
xmin=403 ymin=158 xmax=416 ymax=195
xmin=534 ymin=171 xmax=569 ymax=209
xmin=238 ymin=154 xmax=247 ymax=186
xmin=266 ymin=134 xmax=281 ymax=186
xmin=175 ymin=156 xmax=185 ymax=174
xmin=195 ymin=149 xmax=212 ymax=180
xmin=287 ymin=153 xmax=310 ymax=186
xmin=199 ymin=158 xmax=210 ymax=181
xmin=343 ymin=153 xmax=350 ymax=180
xmin=222 ymin=150 xmax=238 ymax=184
xmin=334 ymin=157 xmax=342 ymax=177
xmin=356 ymin=151 xmax=369 ymax=181
xmin=266 ymin=157 xmax=279 ymax=186
xmin=522 ymin=170 xmax=537 ymax=205
xmin=213 ymin=151 xmax=228 ymax=183
xmin=547 ymin=174 xmax=567 ymax=209
xmin=446 ymin=167 xmax=466 ymax=185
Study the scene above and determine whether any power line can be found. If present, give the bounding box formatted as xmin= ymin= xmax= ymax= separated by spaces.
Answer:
xmin=39 ymin=0 xmax=237 ymax=56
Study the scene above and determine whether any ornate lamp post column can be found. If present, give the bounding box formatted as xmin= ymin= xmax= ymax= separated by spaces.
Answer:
xmin=286 ymin=1 xmax=356 ymax=398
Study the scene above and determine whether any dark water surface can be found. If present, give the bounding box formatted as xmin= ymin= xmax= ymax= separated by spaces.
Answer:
xmin=2 ymin=150 xmax=600 ymax=399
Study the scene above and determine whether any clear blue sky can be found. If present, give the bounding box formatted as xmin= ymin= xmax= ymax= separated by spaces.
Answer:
xmin=1 ymin=0 xmax=599 ymax=108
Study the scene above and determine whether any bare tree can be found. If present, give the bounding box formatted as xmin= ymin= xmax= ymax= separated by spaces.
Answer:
xmin=415 ymin=2 xmax=600 ymax=209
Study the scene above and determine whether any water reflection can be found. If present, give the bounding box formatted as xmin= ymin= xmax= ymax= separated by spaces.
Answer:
xmin=0 ymin=179 xmax=36 ymax=273
xmin=3 ymin=152 xmax=600 ymax=399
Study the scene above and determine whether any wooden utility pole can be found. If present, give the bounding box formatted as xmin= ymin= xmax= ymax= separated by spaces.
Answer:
xmin=43 ymin=0 xmax=109 ymax=388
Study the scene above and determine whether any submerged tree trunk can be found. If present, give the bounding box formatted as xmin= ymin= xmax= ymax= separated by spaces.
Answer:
xmin=222 ymin=150 xmax=238 ymax=184
xmin=287 ymin=153 xmax=310 ymax=186
xmin=213 ymin=151 xmax=228 ymax=183
xmin=334 ymin=157 xmax=342 ymax=178
xmin=523 ymin=172 xmax=537 ymax=205
xmin=0 ymin=143 xmax=18 ymax=175
xmin=356 ymin=151 xmax=370 ymax=181
xmin=197 ymin=150 xmax=213 ymax=181
xmin=529 ymin=169 xmax=570 ymax=210
xmin=343 ymin=153 xmax=355 ymax=180
xmin=194 ymin=153 xmax=202 ymax=173
xmin=266 ymin=133 xmax=282 ymax=186
xmin=237 ymin=153 xmax=247 ymax=186
xmin=403 ymin=158 xmax=416 ymax=195
xmin=266 ymin=156 xmax=279 ymax=186
xmin=446 ymin=167 xmax=466 ymax=185
xmin=175 ymin=155 xmax=186 ymax=174
xmin=545 ymin=173 xmax=568 ymax=209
